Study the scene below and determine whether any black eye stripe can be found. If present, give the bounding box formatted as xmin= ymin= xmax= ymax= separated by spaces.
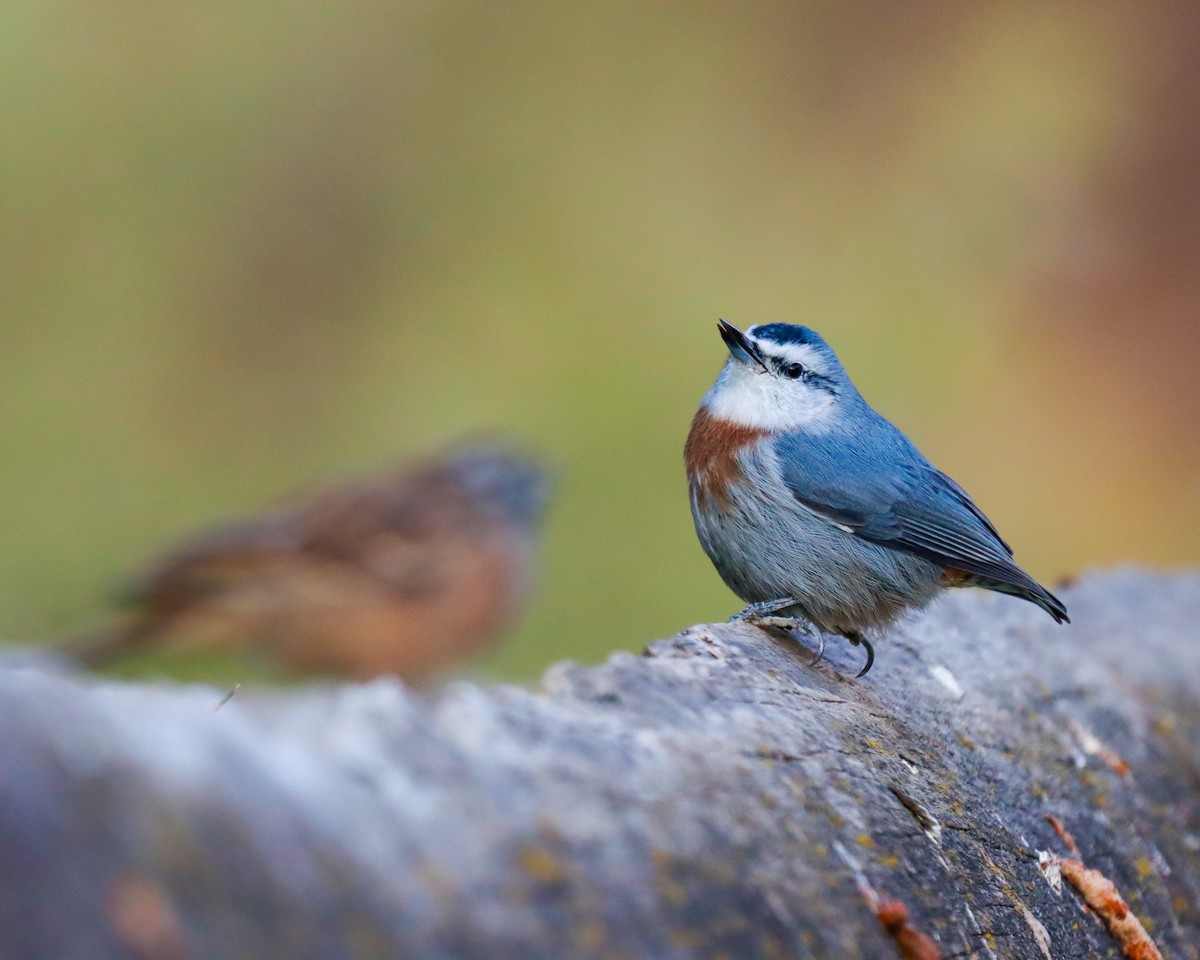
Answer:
xmin=766 ymin=355 xmax=806 ymax=378
xmin=763 ymin=356 xmax=838 ymax=393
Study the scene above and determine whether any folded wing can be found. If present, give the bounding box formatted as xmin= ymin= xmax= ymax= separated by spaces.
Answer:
xmin=773 ymin=425 xmax=1068 ymax=623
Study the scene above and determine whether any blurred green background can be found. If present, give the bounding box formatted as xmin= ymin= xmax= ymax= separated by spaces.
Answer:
xmin=2 ymin=2 xmax=1198 ymax=681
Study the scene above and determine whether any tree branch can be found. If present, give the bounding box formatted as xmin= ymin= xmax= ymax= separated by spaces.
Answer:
xmin=1 ymin=570 xmax=1197 ymax=959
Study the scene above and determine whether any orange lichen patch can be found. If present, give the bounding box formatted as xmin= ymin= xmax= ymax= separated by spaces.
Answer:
xmin=938 ymin=567 xmax=974 ymax=588
xmin=107 ymin=872 xmax=189 ymax=960
xmin=834 ymin=840 xmax=942 ymax=959
xmin=1102 ymin=751 xmax=1130 ymax=777
xmin=684 ymin=407 xmax=766 ymax=510
xmin=1059 ymin=858 xmax=1163 ymax=960
xmin=875 ymin=898 xmax=943 ymax=960
xmin=1066 ymin=718 xmax=1132 ymax=777
xmin=1045 ymin=814 xmax=1081 ymax=858
xmin=1045 ymin=814 xmax=1163 ymax=960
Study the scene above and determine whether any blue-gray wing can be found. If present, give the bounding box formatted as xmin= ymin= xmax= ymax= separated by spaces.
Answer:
xmin=773 ymin=425 xmax=1068 ymax=623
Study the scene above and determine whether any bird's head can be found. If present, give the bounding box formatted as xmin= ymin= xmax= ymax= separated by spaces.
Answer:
xmin=702 ymin=320 xmax=855 ymax=431
xmin=440 ymin=443 xmax=553 ymax=532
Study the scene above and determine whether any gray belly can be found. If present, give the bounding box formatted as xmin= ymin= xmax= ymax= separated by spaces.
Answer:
xmin=691 ymin=474 xmax=943 ymax=634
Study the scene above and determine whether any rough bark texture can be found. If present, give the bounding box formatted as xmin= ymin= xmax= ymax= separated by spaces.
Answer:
xmin=1 ymin=570 xmax=1198 ymax=960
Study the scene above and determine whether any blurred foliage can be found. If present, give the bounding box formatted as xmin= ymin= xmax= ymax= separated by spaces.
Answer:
xmin=1 ymin=1 xmax=1197 ymax=681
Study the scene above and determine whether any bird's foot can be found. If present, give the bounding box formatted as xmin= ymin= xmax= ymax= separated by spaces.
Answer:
xmin=745 ymin=616 xmax=811 ymax=634
xmin=735 ymin=604 xmax=824 ymax=665
xmin=730 ymin=598 xmax=801 ymax=622
xmin=845 ymin=631 xmax=875 ymax=679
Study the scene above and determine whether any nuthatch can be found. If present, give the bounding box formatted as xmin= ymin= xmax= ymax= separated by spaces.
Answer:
xmin=686 ymin=321 xmax=1067 ymax=677
xmin=72 ymin=443 xmax=551 ymax=681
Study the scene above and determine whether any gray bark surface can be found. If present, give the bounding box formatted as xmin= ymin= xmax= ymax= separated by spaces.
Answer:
xmin=1 ymin=570 xmax=1198 ymax=959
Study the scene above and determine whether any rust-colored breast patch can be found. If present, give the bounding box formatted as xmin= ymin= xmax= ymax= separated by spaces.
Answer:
xmin=939 ymin=567 xmax=975 ymax=588
xmin=685 ymin=407 xmax=767 ymax=510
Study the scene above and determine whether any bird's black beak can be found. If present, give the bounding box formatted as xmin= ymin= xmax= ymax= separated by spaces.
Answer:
xmin=717 ymin=319 xmax=767 ymax=372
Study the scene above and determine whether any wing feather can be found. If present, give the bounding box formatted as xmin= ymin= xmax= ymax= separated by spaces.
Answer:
xmin=773 ymin=420 xmax=1068 ymax=622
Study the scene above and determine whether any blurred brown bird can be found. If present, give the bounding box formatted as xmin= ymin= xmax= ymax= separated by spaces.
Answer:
xmin=71 ymin=443 xmax=551 ymax=681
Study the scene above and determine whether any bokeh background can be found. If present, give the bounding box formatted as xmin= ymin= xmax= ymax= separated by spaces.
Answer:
xmin=2 ymin=1 xmax=1198 ymax=681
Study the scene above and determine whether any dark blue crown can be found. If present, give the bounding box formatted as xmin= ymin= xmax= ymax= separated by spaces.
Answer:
xmin=750 ymin=323 xmax=824 ymax=347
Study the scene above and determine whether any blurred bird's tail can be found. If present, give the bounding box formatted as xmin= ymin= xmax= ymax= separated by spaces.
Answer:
xmin=66 ymin=615 xmax=157 ymax=669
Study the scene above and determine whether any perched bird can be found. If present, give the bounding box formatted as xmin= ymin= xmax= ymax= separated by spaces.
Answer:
xmin=686 ymin=320 xmax=1067 ymax=676
xmin=72 ymin=443 xmax=551 ymax=681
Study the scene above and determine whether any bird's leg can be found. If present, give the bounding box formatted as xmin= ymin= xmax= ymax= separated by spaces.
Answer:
xmin=845 ymin=631 xmax=875 ymax=678
xmin=730 ymin=598 xmax=801 ymax=622
xmin=732 ymin=599 xmax=825 ymax=664
xmin=745 ymin=616 xmax=813 ymax=634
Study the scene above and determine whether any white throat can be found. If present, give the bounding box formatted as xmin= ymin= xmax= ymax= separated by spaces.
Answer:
xmin=703 ymin=360 xmax=836 ymax=432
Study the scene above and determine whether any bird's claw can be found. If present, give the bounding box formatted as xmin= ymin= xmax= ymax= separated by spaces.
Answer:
xmin=847 ymin=633 xmax=875 ymax=678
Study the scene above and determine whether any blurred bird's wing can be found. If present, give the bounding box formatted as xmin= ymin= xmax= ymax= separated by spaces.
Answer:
xmin=773 ymin=424 xmax=1068 ymax=623
xmin=281 ymin=444 xmax=549 ymax=598
xmin=294 ymin=476 xmax=465 ymax=597
xmin=119 ymin=510 xmax=305 ymax=605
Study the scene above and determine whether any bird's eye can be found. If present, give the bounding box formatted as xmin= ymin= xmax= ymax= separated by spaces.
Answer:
xmin=783 ymin=362 xmax=805 ymax=380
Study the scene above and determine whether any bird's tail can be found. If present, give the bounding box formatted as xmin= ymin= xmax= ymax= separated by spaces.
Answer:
xmin=66 ymin=614 xmax=158 ymax=668
xmin=978 ymin=577 xmax=1070 ymax=624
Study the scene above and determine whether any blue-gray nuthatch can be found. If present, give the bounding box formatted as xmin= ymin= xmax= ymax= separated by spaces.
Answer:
xmin=686 ymin=320 xmax=1068 ymax=677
